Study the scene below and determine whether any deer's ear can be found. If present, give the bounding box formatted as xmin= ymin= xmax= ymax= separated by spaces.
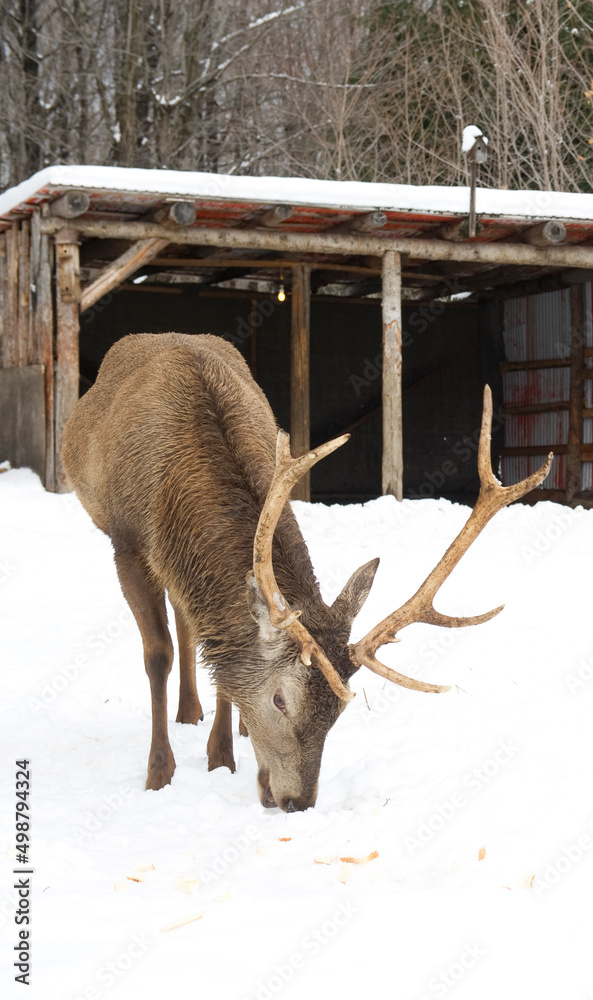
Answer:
xmin=245 ymin=571 xmax=281 ymax=642
xmin=331 ymin=558 xmax=380 ymax=624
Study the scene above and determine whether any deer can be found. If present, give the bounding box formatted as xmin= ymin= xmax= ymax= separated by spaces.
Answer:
xmin=62 ymin=332 xmax=551 ymax=812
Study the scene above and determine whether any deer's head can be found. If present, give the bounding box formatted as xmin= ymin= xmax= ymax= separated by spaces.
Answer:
xmin=241 ymin=388 xmax=551 ymax=812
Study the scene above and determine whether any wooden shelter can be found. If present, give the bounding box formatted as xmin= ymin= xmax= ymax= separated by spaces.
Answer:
xmin=1 ymin=166 xmax=592 ymax=505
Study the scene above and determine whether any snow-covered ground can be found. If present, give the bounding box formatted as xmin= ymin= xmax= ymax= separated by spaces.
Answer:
xmin=1 ymin=467 xmax=593 ymax=1000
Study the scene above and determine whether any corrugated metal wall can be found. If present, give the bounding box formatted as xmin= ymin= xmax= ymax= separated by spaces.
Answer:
xmin=503 ymin=287 xmax=593 ymax=494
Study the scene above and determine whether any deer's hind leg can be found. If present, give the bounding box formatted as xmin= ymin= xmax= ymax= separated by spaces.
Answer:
xmin=114 ymin=550 xmax=175 ymax=791
xmin=173 ymin=603 xmax=203 ymax=725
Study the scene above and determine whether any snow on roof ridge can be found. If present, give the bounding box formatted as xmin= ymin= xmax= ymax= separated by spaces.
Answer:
xmin=1 ymin=163 xmax=593 ymax=223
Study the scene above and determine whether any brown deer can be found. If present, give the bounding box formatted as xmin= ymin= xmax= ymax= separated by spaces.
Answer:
xmin=62 ymin=332 xmax=551 ymax=812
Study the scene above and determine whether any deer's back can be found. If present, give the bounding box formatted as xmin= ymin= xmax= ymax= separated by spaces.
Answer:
xmin=63 ymin=333 xmax=278 ymax=547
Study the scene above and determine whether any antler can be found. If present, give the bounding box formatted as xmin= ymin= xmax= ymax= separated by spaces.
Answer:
xmin=253 ymin=430 xmax=355 ymax=701
xmin=348 ymin=385 xmax=553 ymax=694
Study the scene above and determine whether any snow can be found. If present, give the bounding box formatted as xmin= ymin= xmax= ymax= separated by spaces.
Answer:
xmin=462 ymin=125 xmax=488 ymax=153
xmin=3 ymin=163 xmax=593 ymax=226
xmin=2 ymin=468 xmax=593 ymax=999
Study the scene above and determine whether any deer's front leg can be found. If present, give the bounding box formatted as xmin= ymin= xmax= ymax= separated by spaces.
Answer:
xmin=114 ymin=550 xmax=175 ymax=790
xmin=207 ymin=693 xmax=236 ymax=772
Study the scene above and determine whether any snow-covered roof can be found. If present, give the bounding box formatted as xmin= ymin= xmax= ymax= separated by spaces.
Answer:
xmin=1 ymin=164 xmax=593 ymax=232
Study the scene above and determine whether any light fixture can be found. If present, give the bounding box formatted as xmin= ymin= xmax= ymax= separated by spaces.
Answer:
xmin=277 ymin=271 xmax=285 ymax=302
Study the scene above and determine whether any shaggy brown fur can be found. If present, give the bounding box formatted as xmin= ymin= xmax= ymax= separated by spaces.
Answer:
xmin=63 ymin=333 xmax=378 ymax=811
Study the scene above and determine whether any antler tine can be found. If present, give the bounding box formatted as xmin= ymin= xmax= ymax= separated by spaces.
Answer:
xmin=349 ymin=385 xmax=553 ymax=694
xmin=253 ymin=430 xmax=355 ymax=702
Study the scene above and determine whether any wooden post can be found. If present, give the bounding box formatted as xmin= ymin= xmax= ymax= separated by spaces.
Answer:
xmin=4 ymin=223 xmax=19 ymax=367
xmin=382 ymin=250 xmax=403 ymax=499
xmin=18 ymin=220 xmax=32 ymax=364
xmin=0 ymin=233 xmax=5 ymax=367
xmin=290 ymin=265 xmax=311 ymax=501
xmin=31 ymin=210 xmax=55 ymax=489
xmin=567 ymin=283 xmax=585 ymax=502
xmin=54 ymin=228 xmax=80 ymax=492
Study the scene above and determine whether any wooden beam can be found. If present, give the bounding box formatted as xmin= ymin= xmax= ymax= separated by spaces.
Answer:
xmin=257 ymin=205 xmax=294 ymax=228
xmin=436 ymin=217 xmax=482 ymax=242
xmin=149 ymin=256 xmax=381 ymax=275
xmin=147 ymin=202 xmax=197 ymax=227
xmin=39 ymin=216 xmax=593 ymax=270
xmin=567 ymin=284 xmax=586 ymax=502
xmin=31 ymin=211 xmax=55 ymax=489
xmin=54 ymin=229 xmax=80 ymax=492
xmin=290 ymin=265 xmax=311 ymax=502
xmin=49 ymin=191 xmax=91 ymax=219
xmin=522 ymin=221 xmax=566 ymax=247
xmin=80 ymin=237 xmax=169 ymax=313
xmin=331 ymin=211 xmax=388 ymax=235
xmin=382 ymin=250 xmax=403 ymax=499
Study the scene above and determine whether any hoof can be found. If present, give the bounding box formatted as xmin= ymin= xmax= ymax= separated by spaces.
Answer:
xmin=146 ymin=749 xmax=176 ymax=790
xmin=207 ymin=740 xmax=236 ymax=773
xmin=176 ymin=697 xmax=204 ymax=726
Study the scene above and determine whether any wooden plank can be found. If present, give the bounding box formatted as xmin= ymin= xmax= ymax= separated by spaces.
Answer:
xmin=80 ymin=237 xmax=169 ymax=313
xmin=290 ymin=265 xmax=311 ymax=502
xmin=31 ymin=210 xmax=55 ymax=490
xmin=0 ymin=366 xmax=45 ymax=479
xmin=54 ymin=230 xmax=80 ymax=492
xmin=500 ymin=445 xmax=593 ymax=457
xmin=0 ymin=233 xmax=5 ymax=367
xmin=567 ymin=284 xmax=586 ymax=501
xmin=4 ymin=223 xmax=19 ymax=366
xmin=382 ymin=249 xmax=403 ymax=499
xmin=501 ymin=358 xmax=570 ymax=373
xmin=18 ymin=220 xmax=32 ymax=364
xmin=502 ymin=445 xmax=593 ymax=460
xmin=503 ymin=401 xmax=569 ymax=416
xmin=39 ymin=216 xmax=593 ymax=270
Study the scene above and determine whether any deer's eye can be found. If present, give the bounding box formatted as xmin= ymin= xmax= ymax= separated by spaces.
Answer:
xmin=273 ymin=692 xmax=286 ymax=713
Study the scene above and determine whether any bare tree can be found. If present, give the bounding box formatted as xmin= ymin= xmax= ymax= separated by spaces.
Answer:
xmin=1 ymin=0 xmax=592 ymax=193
